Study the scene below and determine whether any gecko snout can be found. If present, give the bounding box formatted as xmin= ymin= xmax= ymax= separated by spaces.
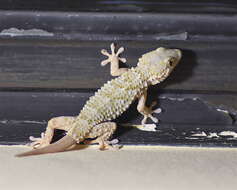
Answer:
xmin=174 ymin=49 xmax=182 ymax=60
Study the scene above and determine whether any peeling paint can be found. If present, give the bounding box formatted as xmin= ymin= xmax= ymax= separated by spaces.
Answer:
xmin=0 ymin=120 xmax=8 ymax=124
xmin=218 ymin=131 xmax=237 ymax=138
xmin=207 ymin=133 xmax=219 ymax=138
xmin=187 ymin=131 xmax=237 ymax=140
xmin=122 ymin=123 xmax=157 ymax=132
xmin=23 ymin=120 xmax=47 ymax=124
xmin=160 ymin=96 xmax=187 ymax=102
xmin=159 ymin=95 xmax=236 ymax=124
xmin=154 ymin=32 xmax=188 ymax=40
xmin=216 ymin=108 xmax=236 ymax=124
xmin=191 ymin=132 xmax=207 ymax=137
xmin=0 ymin=28 xmax=54 ymax=37
xmin=216 ymin=108 xmax=229 ymax=114
xmin=159 ymin=95 xmax=199 ymax=102
xmin=0 ymin=120 xmax=46 ymax=125
xmin=185 ymin=137 xmax=199 ymax=140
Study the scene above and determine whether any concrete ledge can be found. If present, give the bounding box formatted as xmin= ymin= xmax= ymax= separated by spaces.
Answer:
xmin=1 ymin=145 xmax=237 ymax=190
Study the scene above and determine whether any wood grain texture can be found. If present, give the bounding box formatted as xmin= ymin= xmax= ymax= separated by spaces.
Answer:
xmin=0 ymin=40 xmax=236 ymax=92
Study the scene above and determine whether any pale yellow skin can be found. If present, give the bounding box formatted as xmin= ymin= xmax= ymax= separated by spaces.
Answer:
xmin=28 ymin=44 xmax=182 ymax=151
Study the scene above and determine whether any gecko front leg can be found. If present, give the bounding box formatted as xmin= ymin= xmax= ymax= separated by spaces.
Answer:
xmin=137 ymin=90 xmax=162 ymax=125
xmin=101 ymin=43 xmax=128 ymax=76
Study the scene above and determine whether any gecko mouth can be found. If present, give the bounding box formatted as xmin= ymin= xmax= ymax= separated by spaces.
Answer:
xmin=158 ymin=68 xmax=170 ymax=81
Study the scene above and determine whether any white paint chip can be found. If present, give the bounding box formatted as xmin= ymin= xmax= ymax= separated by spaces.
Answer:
xmin=154 ymin=32 xmax=188 ymax=40
xmin=216 ymin=108 xmax=229 ymax=114
xmin=123 ymin=123 xmax=157 ymax=132
xmin=159 ymin=96 xmax=199 ymax=102
xmin=207 ymin=133 xmax=219 ymax=138
xmin=191 ymin=131 xmax=207 ymax=137
xmin=218 ymin=131 xmax=237 ymax=138
xmin=0 ymin=28 xmax=54 ymax=37
xmin=137 ymin=124 xmax=157 ymax=132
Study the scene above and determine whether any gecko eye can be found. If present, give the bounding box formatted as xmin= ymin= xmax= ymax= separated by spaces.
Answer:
xmin=168 ymin=57 xmax=175 ymax=67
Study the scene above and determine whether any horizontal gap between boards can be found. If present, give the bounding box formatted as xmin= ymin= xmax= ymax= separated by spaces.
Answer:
xmin=0 ymin=88 xmax=237 ymax=96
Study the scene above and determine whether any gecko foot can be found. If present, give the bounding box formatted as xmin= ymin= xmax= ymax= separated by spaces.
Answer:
xmin=106 ymin=139 xmax=123 ymax=150
xmin=100 ymin=43 xmax=127 ymax=66
xmin=84 ymin=138 xmax=122 ymax=150
xmin=99 ymin=141 xmax=122 ymax=151
xmin=141 ymin=101 xmax=162 ymax=125
xmin=28 ymin=133 xmax=50 ymax=149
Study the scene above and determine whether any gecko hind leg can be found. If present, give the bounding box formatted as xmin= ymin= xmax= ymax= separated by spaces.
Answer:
xmin=101 ymin=43 xmax=128 ymax=76
xmin=29 ymin=116 xmax=76 ymax=149
xmin=84 ymin=122 xmax=121 ymax=150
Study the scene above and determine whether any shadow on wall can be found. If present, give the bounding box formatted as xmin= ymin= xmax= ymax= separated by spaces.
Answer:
xmin=159 ymin=49 xmax=198 ymax=89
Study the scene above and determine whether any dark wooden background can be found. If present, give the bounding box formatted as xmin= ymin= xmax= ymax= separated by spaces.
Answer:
xmin=0 ymin=0 xmax=237 ymax=147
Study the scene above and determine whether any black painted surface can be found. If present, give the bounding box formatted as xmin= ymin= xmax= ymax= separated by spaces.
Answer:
xmin=0 ymin=91 xmax=236 ymax=145
xmin=0 ymin=40 xmax=237 ymax=92
xmin=0 ymin=1 xmax=237 ymax=146
xmin=0 ymin=0 xmax=237 ymax=13
xmin=0 ymin=11 xmax=236 ymax=41
xmin=0 ymin=91 xmax=233 ymax=125
xmin=2 ymin=122 xmax=237 ymax=147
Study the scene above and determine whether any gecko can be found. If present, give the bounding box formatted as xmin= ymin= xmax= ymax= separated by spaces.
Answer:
xmin=15 ymin=43 xmax=182 ymax=157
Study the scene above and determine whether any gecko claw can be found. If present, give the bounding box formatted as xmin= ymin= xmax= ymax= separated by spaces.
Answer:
xmin=110 ymin=43 xmax=116 ymax=54
xmin=149 ymin=115 xmax=159 ymax=123
xmin=153 ymin=108 xmax=162 ymax=114
xmin=116 ymin=47 xmax=125 ymax=56
xmin=107 ymin=138 xmax=119 ymax=145
xmin=28 ymin=132 xmax=50 ymax=149
xmin=119 ymin=57 xmax=127 ymax=63
xmin=101 ymin=59 xmax=110 ymax=66
xmin=101 ymin=49 xmax=110 ymax=56
xmin=106 ymin=139 xmax=122 ymax=150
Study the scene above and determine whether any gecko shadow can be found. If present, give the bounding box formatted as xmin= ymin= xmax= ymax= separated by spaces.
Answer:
xmin=158 ymin=49 xmax=198 ymax=89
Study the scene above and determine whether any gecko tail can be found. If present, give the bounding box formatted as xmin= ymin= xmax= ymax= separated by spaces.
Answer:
xmin=15 ymin=135 xmax=76 ymax=157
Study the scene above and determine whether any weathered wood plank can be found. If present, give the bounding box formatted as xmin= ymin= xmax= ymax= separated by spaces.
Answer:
xmin=0 ymin=91 xmax=235 ymax=124
xmin=2 ymin=122 xmax=237 ymax=147
xmin=0 ymin=40 xmax=236 ymax=92
xmin=0 ymin=91 xmax=235 ymax=138
xmin=0 ymin=90 xmax=236 ymax=146
xmin=0 ymin=11 xmax=237 ymax=41
xmin=0 ymin=0 xmax=236 ymax=13
xmin=0 ymin=4 xmax=236 ymax=147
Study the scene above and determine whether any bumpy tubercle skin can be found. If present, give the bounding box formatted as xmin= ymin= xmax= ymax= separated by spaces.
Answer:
xmin=68 ymin=46 xmax=182 ymax=143
xmin=15 ymin=44 xmax=182 ymax=157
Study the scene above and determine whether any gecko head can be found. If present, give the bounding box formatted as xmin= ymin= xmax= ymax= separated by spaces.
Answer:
xmin=138 ymin=47 xmax=182 ymax=84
